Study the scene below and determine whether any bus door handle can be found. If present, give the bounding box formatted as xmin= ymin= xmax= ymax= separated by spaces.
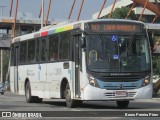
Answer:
xmin=63 ymin=62 xmax=69 ymax=69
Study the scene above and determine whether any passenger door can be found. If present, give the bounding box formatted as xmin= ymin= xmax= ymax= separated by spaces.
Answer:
xmin=39 ymin=37 xmax=47 ymax=82
xmin=73 ymin=35 xmax=81 ymax=98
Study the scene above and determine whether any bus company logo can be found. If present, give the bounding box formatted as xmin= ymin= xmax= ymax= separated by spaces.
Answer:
xmin=1 ymin=112 xmax=42 ymax=118
xmin=2 ymin=112 xmax=11 ymax=117
xmin=119 ymin=84 xmax=123 ymax=89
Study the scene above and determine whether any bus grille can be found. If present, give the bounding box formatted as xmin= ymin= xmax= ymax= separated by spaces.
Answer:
xmin=104 ymin=92 xmax=137 ymax=98
xmin=96 ymin=78 xmax=143 ymax=90
xmin=103 ymin=85 xmax=138 ymax=90
xmin=100 ymin=76 xmax=142 ymax=82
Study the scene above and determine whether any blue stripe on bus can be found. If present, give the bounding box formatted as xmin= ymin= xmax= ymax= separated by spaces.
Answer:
xmin=48 ymin=29 xmax=56 ymax=35
xmin=38 ymin=64 xmax=40 ymax=81
xmin=68 ymin=69 xmax=72 ymax=80
xmin=96 ymin=79 xmax=143 ymax=89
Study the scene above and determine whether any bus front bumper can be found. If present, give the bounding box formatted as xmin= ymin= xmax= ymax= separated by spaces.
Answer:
xmin=82 ymin=84 xmax=152 ymax=100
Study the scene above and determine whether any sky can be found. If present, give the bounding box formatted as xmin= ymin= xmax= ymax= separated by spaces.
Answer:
xmin=0 ymin=0 xmax=113 ymax=21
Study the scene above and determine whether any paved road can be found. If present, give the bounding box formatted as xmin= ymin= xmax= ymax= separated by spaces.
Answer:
xmin=0 ymin=92 xmax=160 ymax=120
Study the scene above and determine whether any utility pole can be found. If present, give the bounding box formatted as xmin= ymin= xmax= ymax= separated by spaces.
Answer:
xmin=0 ymin=5 xmax=6 ymax=83
xmin=41 ymin=0 xmax=44 ymax=28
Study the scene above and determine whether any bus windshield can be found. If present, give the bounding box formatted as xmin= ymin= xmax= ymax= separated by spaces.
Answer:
xmin=86 ymin=34 xmax=151 ymax=72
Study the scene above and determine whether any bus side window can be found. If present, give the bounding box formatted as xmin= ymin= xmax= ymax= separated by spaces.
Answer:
xmin=27 ymin=40 xmax=35 ymax=63
xmin=20 ymin=41 xmax=27 ymax=64
xmin=41 ymin=38 xmax=47 ymax=62
xmin=59 ymin=32 xmax=70 ymax=60
xmin=36 ymin=39 xmax=40 ymax=62
xmin=49 ymin=34 xmax=59 ymax=61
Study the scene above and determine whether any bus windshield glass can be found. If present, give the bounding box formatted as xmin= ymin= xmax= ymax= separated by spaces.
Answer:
xmin=86 ymin=34 xmax=151 ymax=72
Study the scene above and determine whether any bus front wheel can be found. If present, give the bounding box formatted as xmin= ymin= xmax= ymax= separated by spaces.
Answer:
xmin=65 ymin=83 xmax=77 ymax=108
xmin=25 ymin=81 xmax=34 ymax=103
xmin=25 ymin=81 xmax=42 ymax=103
xmin=116 ymin=101 xmax=129 ymax=109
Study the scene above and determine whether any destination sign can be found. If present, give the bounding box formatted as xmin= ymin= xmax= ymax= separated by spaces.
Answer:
xmin=89 ymin=23 xmax=142 ymax=32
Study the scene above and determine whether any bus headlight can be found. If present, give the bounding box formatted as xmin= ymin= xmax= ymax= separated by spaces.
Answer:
xmin=87 ymin=74 xmax=99 ymax=88
xmin=142 ymin=76 xmax=150 ymax=86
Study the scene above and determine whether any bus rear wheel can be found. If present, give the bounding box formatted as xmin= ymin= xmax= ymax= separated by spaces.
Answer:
xmin=25 ymin=81 xmax=42 ymax=103
xmin=116 ymin=101 xmax=129 ymax=109
xmin=65 ymin=83 xmax=78 ymax=108
xmin=34 ymin=96 xmax=43 ymax=103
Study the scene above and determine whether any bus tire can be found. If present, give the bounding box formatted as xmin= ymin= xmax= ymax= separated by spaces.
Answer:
xmin=65 ymin=83 xmax=77 ymax=108
xmin=25 ymin=82 xmax=43 ymax=103
xmin=25 ymin=81 xmax=35 ymax=103
xmin=34 ymin=96 xmax=43 ymax=103
xmin=116 ymin=101 xmax=129 ymax=108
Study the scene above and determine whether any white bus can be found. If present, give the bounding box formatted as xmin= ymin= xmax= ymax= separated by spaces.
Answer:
xmin=10 ymin=19 xmax=152 ymax=108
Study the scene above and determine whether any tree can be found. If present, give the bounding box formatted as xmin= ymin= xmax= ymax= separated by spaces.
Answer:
xmin=104 ymin=6 xmax=149 ymax=22
xmin=105 ymin=6 xmax=137 ymax=20
xmin=2 ymin=50 xmax=10 ymax=83
xmin=152 ymin=36 xmax=160 ymax=76
xmin=153 ymin=56 xmax=160 ymax=75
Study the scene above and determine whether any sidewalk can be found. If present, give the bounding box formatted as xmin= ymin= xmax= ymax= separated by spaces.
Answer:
xmin=152 ymin=96 xmax=160 ymax=101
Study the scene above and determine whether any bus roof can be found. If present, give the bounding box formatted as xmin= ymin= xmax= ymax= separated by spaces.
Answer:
xmin=12 ymin=19 xmax=144 ymax=43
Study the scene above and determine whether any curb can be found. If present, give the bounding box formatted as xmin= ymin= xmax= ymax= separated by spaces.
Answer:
xmin=152 ymin=97 xmax=160 ymax=101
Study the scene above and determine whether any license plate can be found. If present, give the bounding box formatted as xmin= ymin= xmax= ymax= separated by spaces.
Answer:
xmin=115 ymin=91 xmax=127 ymax=97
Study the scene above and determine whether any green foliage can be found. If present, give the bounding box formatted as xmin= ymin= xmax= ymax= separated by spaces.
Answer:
xmin=152 ymin=56 xmax=160 ymax=75
xmin=2 ymin=50 xmax=10 ymax=82
xmin=152 ymin=36 xmax=160 ymax=75
xmin=103 ymin=6 xmax=150 ymax=23
xmin=105 ymin=7 xmax=137 ymax=20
